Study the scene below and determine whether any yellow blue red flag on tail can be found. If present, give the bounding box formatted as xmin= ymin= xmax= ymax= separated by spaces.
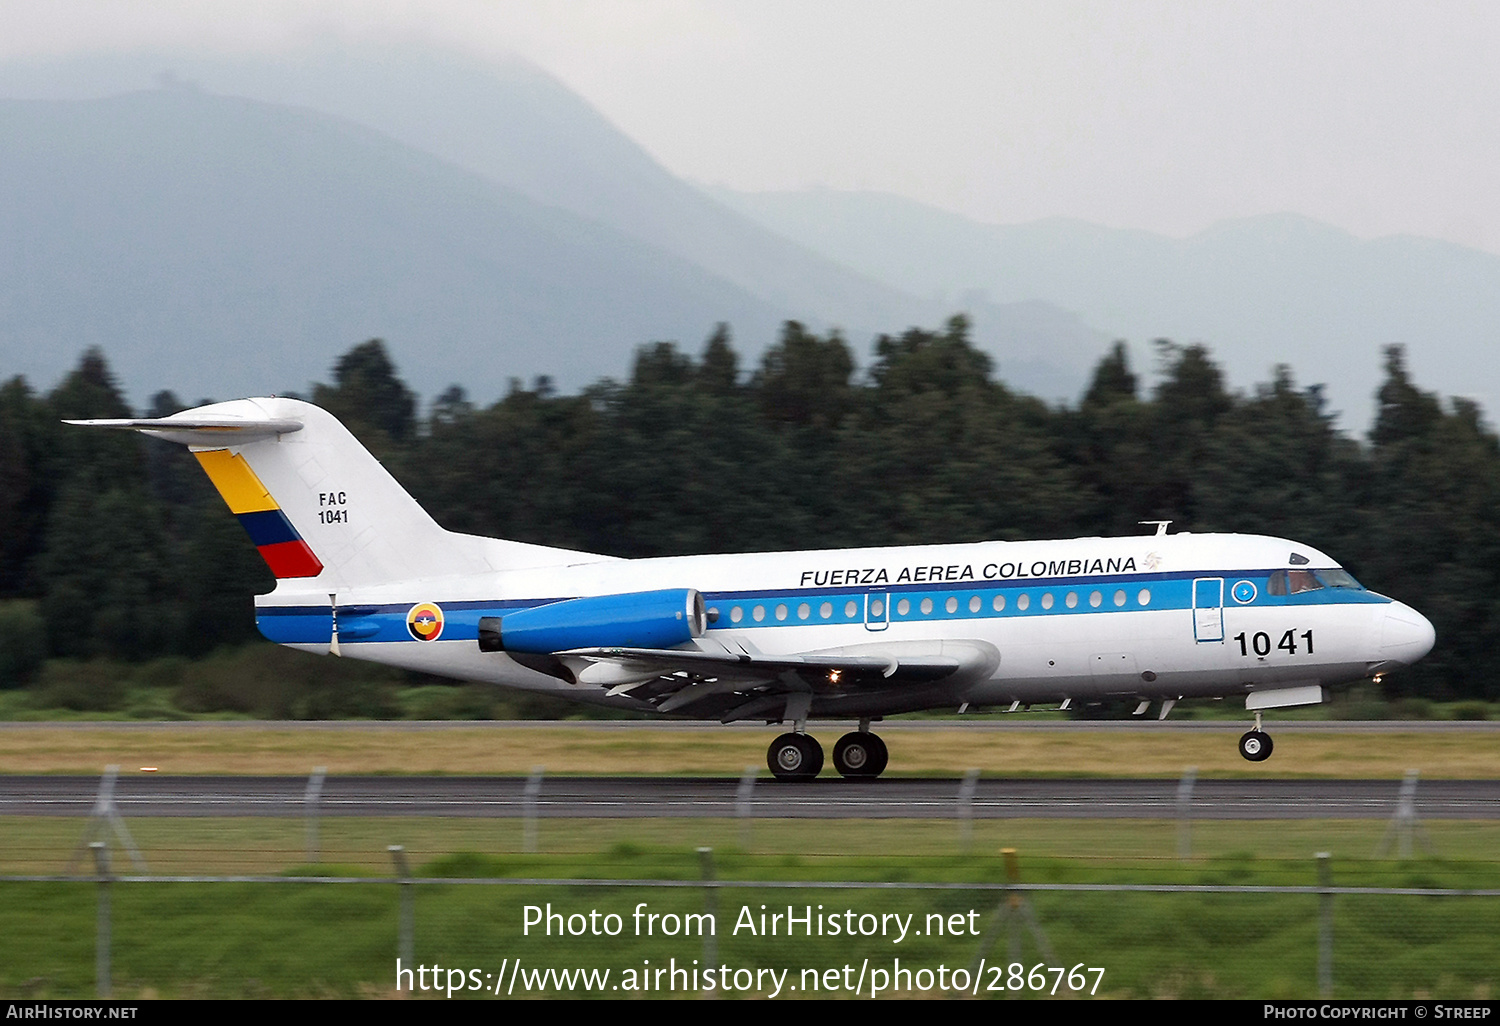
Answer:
xmin=193 ymin=448 xmax=324 ymax=578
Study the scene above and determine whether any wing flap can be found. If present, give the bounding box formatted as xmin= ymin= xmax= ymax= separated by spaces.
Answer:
xmin=561 ymin=639 xmax=995 ymax=694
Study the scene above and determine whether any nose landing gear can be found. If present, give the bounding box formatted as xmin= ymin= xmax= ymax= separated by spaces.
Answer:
xmin=1238 ymin=730 xmax=1273 ymax=761
xmin=1238 ymin=712 xmax=1274 ymax=762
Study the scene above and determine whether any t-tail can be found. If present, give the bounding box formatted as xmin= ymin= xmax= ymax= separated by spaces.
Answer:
xmin=68 ymin=397 xmax=602 ymax=593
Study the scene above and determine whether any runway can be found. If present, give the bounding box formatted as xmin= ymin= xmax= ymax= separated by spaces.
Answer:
xmin=2 ymin=775 xmax=1495 ymax=820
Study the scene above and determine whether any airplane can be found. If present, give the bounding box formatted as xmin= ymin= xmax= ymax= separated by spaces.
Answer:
xmin=71 ymin=397 xmax=1436 ymax=779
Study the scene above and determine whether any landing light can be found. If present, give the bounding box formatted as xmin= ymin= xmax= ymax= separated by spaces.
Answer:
xmin=828 ymin=670 xmax=842 ymax=684
xmin=1373 ymin=673 xmax=1385 ymax=685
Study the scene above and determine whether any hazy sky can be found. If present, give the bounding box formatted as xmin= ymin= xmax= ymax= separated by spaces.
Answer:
xmin=5 ymin=0 xmax=1499 ymax=252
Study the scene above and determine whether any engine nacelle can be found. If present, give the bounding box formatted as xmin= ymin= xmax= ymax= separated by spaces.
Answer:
xmin=477 ymin=588 xmax=706 ymax=654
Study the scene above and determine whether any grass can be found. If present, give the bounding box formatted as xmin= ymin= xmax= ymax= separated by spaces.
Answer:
xmin=1 ymin=834 xmax=1496 ymax=999
xmin=3 ymin=813 xmax=1496 ymax=999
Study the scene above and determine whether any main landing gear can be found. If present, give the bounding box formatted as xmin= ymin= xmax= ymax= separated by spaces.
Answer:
xmin=833 ymin=731 xmax=888 ymax=778
xmin=1238 ymin=712 xmax=1274 ymax=762
xmin=767 ymin=723 xmax=889 ymax=780
xmin=767 ymin=732 xmax=823 ymax=778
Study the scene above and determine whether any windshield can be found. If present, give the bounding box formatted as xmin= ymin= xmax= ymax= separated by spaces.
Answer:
xmin=1314 ymin=568 xmax=1364 ymax=590
xmin=1267 ymin=568 xmax=1366 ymax=596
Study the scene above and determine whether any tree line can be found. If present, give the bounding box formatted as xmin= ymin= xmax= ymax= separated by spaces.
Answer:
xmin=1 ymin=316 xmax=1496 ymax=702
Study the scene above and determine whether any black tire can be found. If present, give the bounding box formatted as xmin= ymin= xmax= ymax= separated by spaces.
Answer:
xmin=865 ymin=732 xmax=889 ymax=776
xmin=833 ymin=732 xmax=872 ymax=777
xmin=834 ymin=731 xmax=889 ymax=778
xmin=1238 ymin=730 xmax=1274 ymax=762
xmin=767 ymin=732 xmax=823 ymax=780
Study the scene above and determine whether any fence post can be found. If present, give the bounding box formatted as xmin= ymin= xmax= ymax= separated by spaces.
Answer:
xmin=91 ymin=841 xmax=111 ymax=999
xmin=523 ymin=767 xmax=544 ymax=854
xmin=698 ymin=847 xmax=717 ymax=980
xmin=1176 ymin=767 xmax=1197 ymax=860
xmin=305 ymin=766 xmax=326 ymax=864
xmin=390 ymin=845 xmax=414 ymax=968
xmin=736 ymin=765 xmax=758 ymax=849
xmin=69 ymin=765 xmax=147 ymax=875
xmin=1316 ymin=852 xmax=1333 ymax=998
xmin=1376 ymin=769 xmax=1433 ymax=858
xmin=958 ymin=769 xmax=980 ymax=848
xmin=1003 ymin=847 xmax=1022 ymax=968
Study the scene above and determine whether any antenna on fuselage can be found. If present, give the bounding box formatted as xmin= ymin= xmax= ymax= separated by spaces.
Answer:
xmin=1139 ymin=521 xmax=1172 ymax=536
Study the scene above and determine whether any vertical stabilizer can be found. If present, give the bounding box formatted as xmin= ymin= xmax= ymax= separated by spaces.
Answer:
xmin=68 ymin=397 xmax=603 ymax=588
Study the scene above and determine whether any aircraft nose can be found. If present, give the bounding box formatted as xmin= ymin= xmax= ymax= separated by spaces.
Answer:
xmin=1380 ymin=602 xmax=1436 ymax=665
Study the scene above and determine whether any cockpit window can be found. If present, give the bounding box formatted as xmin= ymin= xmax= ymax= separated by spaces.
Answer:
xmin=1267 ymin=568 xmax=1365 ymax=596
xmin=1314 ymin=568 xmax=1364 ymax=590
xmin=1287 ymin=570 xmax=1321 ymax=594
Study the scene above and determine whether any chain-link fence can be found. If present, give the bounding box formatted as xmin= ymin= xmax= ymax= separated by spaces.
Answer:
xmin=3 ymin=766 xmax=1497 ymax=999
xmin=4 ymin=842 xmax=1498 ymax=1000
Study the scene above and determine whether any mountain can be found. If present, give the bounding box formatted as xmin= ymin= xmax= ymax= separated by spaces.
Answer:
xmin=0 ymin=47 xmax=910 ymax=330
xmin=0 ymin=46 xmax=1108 ymax=405
xmin=0 ymin=86 xmax=790 ymax=403
xmin=709 ymin=188 xmax=1500 ymax=428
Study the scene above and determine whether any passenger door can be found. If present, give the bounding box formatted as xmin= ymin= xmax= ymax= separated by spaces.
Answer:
xmin=1193 ymin=577 xmax=1224 ymax=643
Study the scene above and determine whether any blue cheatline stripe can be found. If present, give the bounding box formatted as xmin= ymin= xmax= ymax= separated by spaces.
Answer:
xmin=236 ymin=508 xmax=300 ymax=547
xmin=253 ymin=570 xmax=1389 ymax=646
xmin=257 ymin=609 xmax=332 ymax=645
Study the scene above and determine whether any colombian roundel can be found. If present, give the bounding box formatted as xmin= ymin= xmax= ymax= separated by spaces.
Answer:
xmin=407 ymin=603 xmax=445 ymax=642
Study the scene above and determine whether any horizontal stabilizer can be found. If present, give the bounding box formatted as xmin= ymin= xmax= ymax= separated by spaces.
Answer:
xmin=64 ymin=415 xmax=304 ymax=448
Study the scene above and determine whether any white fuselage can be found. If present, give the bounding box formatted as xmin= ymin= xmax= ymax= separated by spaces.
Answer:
xmin=259 ymin=530 xmax=1433 ymax=719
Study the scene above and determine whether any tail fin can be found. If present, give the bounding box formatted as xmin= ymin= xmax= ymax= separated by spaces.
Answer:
xmin=69 ymin=397 xmax=604 ymax=588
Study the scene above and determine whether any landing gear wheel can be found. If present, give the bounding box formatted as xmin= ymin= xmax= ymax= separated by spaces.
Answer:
xmin=1238 ymin=730 xmax=1274 ymax=762
xmin=768 ymin=732 xmax=824 ymax=780
xmin=833 ymin=731 xmax=889 ymax=778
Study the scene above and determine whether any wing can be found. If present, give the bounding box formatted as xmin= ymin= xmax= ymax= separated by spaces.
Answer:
xmin=556 ymin=638 xmax=1000 ymax=719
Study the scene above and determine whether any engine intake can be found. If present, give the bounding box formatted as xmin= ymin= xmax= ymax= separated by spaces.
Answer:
xmin=477 ymin=588 xmax=706 ymax=654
